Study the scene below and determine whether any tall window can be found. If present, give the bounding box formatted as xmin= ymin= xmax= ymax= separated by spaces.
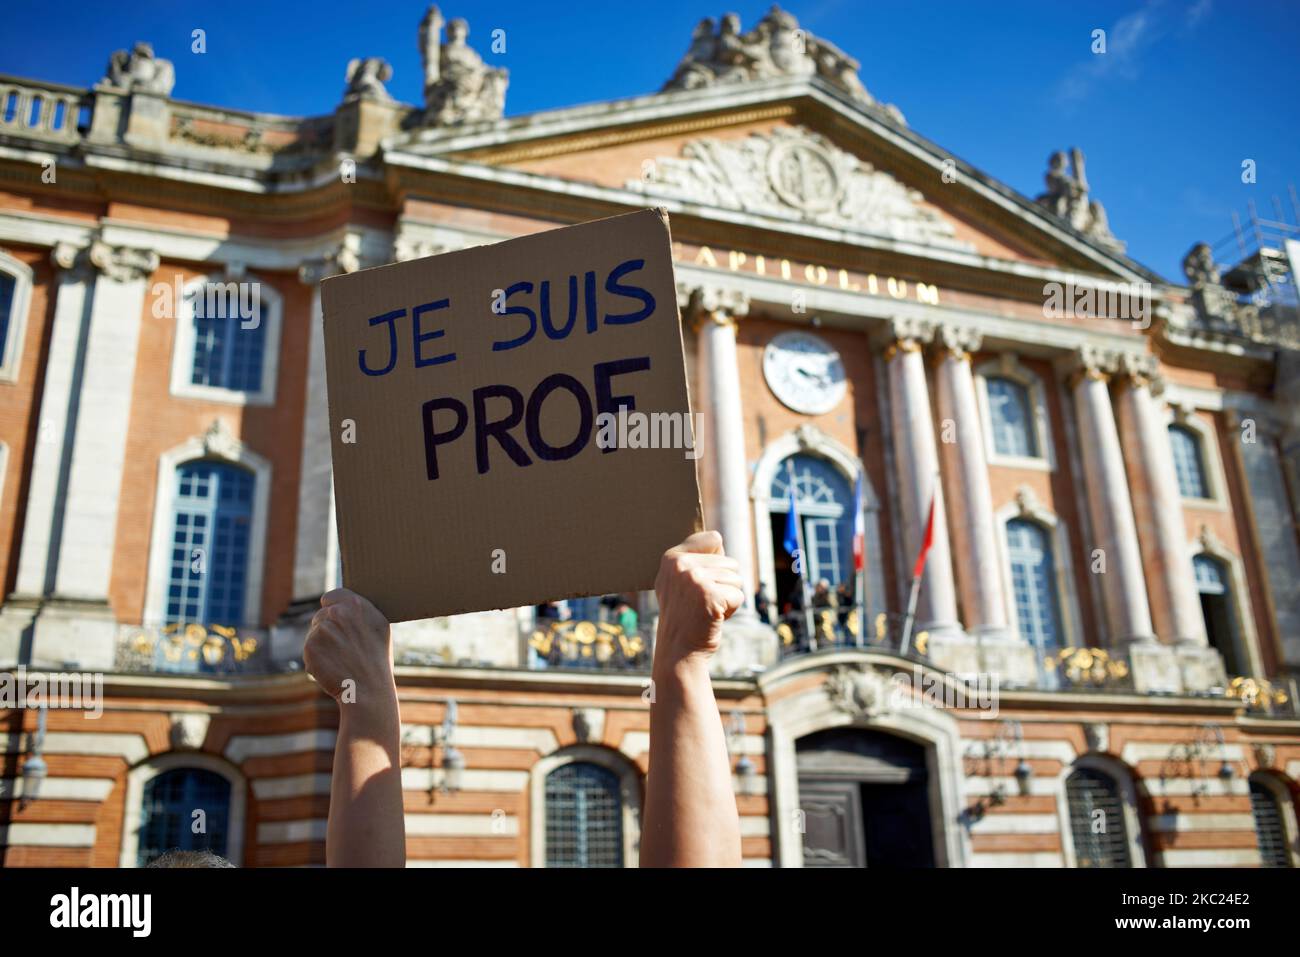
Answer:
xmin=1066 ymin=767 xmax=1133 ymax=868
xmin=166 ymin=462 xmax=254 ymax=626
xmin=136 ymin=768 xmax=232 ymax=866
xmin=986 ymin=376 xmax=1038 ymax=458
xmin=188 ymin=287 xmax=266 ymax=392
xmin=770 ymin=454 xmax=853 ymax=588
xmin=1193 ymin=554 xmax=1242 ymax=676
xmin=545 ymin=762 xmax=624 ymax=867
xmin=1006 ymin=519 xmax=1063 ymax=655
xmin=0 ymin=270 xmax=14 ymax=366
xmin=1249 ymin=775 xmax=1292 ymax=868
xmin=1169 ymin=424 xmax=1208 ymax=499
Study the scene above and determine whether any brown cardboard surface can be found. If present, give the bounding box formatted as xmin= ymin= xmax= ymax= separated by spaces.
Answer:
xmin=321 ymin=209 xmax=702 ymax=622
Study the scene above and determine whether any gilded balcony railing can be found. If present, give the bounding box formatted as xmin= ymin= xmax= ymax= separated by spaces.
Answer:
xmin=114 ymin=622 xmax=274 ymax=675
xmin=527 ymin=619 xmax=651 ymax=671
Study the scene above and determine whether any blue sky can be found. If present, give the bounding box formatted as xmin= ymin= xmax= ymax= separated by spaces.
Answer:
xmin=3 ymin=0 xmax=1297 ymax=281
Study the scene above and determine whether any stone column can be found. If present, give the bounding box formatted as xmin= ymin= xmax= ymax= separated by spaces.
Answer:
xmin=12 ymin=243 xmax=91 ymax=599
xmin=681 ymin=286 xmax=775 ymax=676
xmin=0 ymin=244 xmax=90 ymax=664
xmin=291 ymin=240 xmax=359 ymax=606
xmin=1066 ymin=348 xmax=1176 ymax=689
xmin=1114 ymin=356 xmax=1206 ymax=645
xmin=933 ymin=325 xmax=1008 ymax=640
xmin=32 ymin=241 xmax=158 ymax=668
xmin=884 ymin=319 xmax=960 ymax=638
xmin=688 ymin=287 xmax=756 ymax=611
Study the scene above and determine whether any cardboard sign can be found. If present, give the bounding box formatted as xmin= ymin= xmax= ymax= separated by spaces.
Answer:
xmin=321 ymin=209 xmax=702 ymax=622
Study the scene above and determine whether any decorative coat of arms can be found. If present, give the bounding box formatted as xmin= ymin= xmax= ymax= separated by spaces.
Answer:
xmin=628 ymin=126 xmax=971 ymax=250
xmin=824 ymin=664 xmax=894 ymax=719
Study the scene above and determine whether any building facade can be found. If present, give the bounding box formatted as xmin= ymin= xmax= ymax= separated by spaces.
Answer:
xmin=1 ymin=6 xmax=1299 ymax=867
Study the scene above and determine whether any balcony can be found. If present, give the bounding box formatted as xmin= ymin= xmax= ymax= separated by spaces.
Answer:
xmin=0 ymin=76 xmax=89 ymax=143
xmin=113 ymin=622 xmax=286 ymax=676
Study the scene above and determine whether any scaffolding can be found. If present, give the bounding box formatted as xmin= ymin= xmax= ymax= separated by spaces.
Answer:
xmin=1208 ymin=186 xmax=1300 ymax=309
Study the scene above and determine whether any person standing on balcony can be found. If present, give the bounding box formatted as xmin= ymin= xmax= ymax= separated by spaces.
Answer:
xmin=615 ymin=597 xmax=639 ymax=636
xmin=302 ymin=530 xmax=745 ymax=868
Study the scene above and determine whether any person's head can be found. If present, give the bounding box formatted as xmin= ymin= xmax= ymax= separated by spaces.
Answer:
xmin=145 ymin=848 xmax=235 ymax=868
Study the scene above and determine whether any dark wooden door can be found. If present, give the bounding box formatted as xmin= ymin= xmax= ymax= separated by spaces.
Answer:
xmin=796 ymin=727 xmax=937 ymax=868
xmin=799 ymin=779 xmax=865 ymax=867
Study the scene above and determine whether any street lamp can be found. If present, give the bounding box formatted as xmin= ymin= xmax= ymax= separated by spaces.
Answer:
xmin=439 ymin=699 xmax=464 ymax=793
xmin=20 ymin=706 xmax=48 ymax=810
xmin=727 ymin=710 xmax=758 ymax=795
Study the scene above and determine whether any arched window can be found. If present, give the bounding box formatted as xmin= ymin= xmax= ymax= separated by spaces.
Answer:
xmin=986 ymin=376 xmax=1038 ymax=458
xmin=189 ymin=287 xmax=267 ymax=392
xmin=0 ymin=249 xmax=33 ymax=382
xmin=544 ymin=761 xmax=625 ymax=868
xmin=1249 ymin=774 xmax=1293 ymax=868
xmin=1066 ymin=767 xmax=1132 ymax=867
xmin=1193 ymin=554 xmax=1243 ymax=676
xmin=0 ymin=269 xmax=15 ymax=365
xmin=1006 ymin=519 xmax=1063 ymax=656
xmin=136 ymin=767 xmax=232 ymax=867
xmin=769 ymin=454 xmax=853 ymax=593
xmin=166 ymin=462 xmax=255 ymax=627
xmin=1169 ymin=424 xmax=1209 ymax=499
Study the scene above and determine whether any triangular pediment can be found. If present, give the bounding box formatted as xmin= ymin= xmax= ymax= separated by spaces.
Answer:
xmin=623 ymin=125 xmax=974 ymax=254
xmin=386 ymin=77 xmax=1159 ymax=283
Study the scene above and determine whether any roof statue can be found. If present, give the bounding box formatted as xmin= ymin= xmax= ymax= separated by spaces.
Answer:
xmin=1035 ymin=148 xmax=1125 ymax=254
xmin=344 ymin=57 xmax=394 ymax=102
xmin=419 ymin=5 xmax=508 ymax=125
xmin=100 ymin=42 xmax=175 ymax=96
xmin=663 ymin=6 xmax=905 ymax=124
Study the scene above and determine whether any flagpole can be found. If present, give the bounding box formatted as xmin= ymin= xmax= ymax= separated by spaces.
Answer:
xmin=785 ymin=459 xmax=817 ymax=651
xmin=899 ymin=573 xmax=922 ymax=656
xmin=853 ymin=472 xmax=866 ymax=649
xmin=900 ymin=470 xmax=940 ymax=657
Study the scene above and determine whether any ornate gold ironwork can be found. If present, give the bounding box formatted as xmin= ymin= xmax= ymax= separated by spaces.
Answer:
xmin=776 ymin=622 xmax=796 ymax=647
xmin=118 ymin=622 xmax=260 ymax=672
xmin=529 ymin=619 xmax=646 ymax=667
xmin=1045 ymin=647 xmax=1129 ymax=688
xmin=1226 ymin=676 xmax=1289 ymax=712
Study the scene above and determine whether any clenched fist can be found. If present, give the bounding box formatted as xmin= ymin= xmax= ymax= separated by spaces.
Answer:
xmin=303 ymin=588 xmax=395 ymax=705
xmin=653 ymin=530 xmax=745 ymax=665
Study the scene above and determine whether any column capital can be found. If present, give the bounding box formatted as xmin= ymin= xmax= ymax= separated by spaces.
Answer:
xmin=877 ymin=315 xmax=935 ymax=358
xmin=393 ymin=235 xmax=454 ymax=263
xmin=934 ymin=323 xmax=981 ymax=362
xmin=1061 ymin=344 xmax=1124 ymax=386
xmin=87 ymin=240 xmax=159 ymax=283
xmin=299 ymin=236 xmax=363 ymax=285
xmin=1115 ymin=351 xmax=1160 ymax=388
xmin=50 ymin=241 xmax=88 ymax=272
xmin=679 ymin=284 xmax=749 ymax=332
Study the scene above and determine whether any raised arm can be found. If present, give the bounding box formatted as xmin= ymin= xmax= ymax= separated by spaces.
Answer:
xmin=303 ymin=588 xmax=406 ymax=867
xmin=641 ymin=530 xmax=744 ymax=867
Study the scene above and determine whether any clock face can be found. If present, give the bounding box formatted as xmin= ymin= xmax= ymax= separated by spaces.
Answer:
xmin=763 ymin=331 xmax=847 ymax=415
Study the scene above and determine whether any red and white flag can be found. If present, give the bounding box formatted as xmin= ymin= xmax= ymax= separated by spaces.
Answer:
xmin=911 ymin=492 xmax=936 ymax=580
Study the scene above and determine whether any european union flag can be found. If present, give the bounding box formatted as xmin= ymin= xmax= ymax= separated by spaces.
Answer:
xmin=783 ymin=479 xmax=799 ymax=557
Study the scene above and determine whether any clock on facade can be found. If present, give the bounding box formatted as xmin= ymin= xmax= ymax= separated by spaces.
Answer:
xmin=762 ymin=331 xmax=847 ymax=415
